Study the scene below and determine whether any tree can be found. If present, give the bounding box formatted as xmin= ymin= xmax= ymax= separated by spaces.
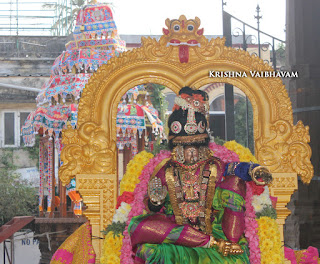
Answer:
xmin=145 ymin=83 xmax=169 ymax=122
xmin=144 ymin=83 xmax=169 ymax=153
xmin=0 ymin=150 xmax=37 ymax=226
xmin=234 ymin=97 xmax=254 ymax=153
xmin=43 ymin=0 xmax=86 ymax=35
xmin=43 ymin=0 xmax=114 ymax=36
xmin=275 ymin=43 xmax=286 ymax=70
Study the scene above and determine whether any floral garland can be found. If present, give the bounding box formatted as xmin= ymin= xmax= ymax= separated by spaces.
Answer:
xmin=100 ymin=151 xmax=153 ymax=264
xmin=121 ymin=150 xmax=171 ymax=264
xmin=226 ymin=141 xmax=284 ymax=263
xmin=257 ymin=217 xmax=283 ymax=263
xmin=226 ymin=141 xmax=283 ymax=263
xmin=223 ymin=140 xmax=258 ymax=163
xmin=101 ymin=142 xmax=284 ymax=264
xmin=100 ymin=231 xmax=123 ymax=264
xmin=245 ymin=182 xmax=262 ymax=263
xmin=119 ymin=150 xmax=154 ymax=195
xmin=209 ymin=141 xmax=240 ymax=163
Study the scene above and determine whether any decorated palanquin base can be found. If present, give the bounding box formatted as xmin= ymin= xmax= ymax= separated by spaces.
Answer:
xmin=58 ymin=15 xmax=314 ymax=263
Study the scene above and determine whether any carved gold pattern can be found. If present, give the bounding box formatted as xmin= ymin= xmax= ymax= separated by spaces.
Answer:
xmin=205 ymin=164 xmax=217 ymax=234
xmin=269 ymin=173 xmax=298 ymax=243
xmin=165 ymin=167 xmax=182 ymax=225
xmin=64 ymin=15 xmax=313 ymax=184
xmin=76 ymin=174 xmax=117 ymax=262
xmin=60 ymin=122 xmax=117 ymax=186
xmin=257 ymin=120 xmax=313 ymax=183
xmin=59 ymin=15 xmax=313 ymax=257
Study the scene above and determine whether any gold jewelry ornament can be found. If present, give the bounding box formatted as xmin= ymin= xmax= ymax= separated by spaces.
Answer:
xmin=209 ymin=236 xmax=219 ymax=248
xmin=174 ymin=145 xmax=185 ymax=164
xmin=198 ymin=146 xmax=212 ymax=161
xmin=197 ymin=121 xmax=206 ymax=133
xmin=169 ymin=133 xmax=209 ymax=145
xmin=217 ymin=239 xmax=231 ymax=256
xmin=211 ymin=239 xmax=244 ymax=256
xmin=148 ymin=177 xmax=167 ymax=205
xmin=250 ymin=165 xmax=273 ymax=185
xmin=171 ymin=121 xmax=182 ymax=134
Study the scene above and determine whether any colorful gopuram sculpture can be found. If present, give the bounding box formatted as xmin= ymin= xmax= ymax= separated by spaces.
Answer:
xmin=21 ymin=2 xmax=126 ymax=215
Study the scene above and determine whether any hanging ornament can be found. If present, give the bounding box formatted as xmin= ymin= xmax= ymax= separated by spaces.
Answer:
xmin=198 ymin=121 xmax=206 ymax=133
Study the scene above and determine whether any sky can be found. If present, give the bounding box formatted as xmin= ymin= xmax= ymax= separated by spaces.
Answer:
xmin=110 ymin=0 xmax=286 ymax=41
xmin=0 ymin=0 xmax=286 ymax=42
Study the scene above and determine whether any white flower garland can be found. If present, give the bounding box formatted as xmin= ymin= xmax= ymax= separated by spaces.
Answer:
xmin=112 ymin=202 xmax=132 ymax=223
xmin=251 ymin=186 xmax=272 ymax=213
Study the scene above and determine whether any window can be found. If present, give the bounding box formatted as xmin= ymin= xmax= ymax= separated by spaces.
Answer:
xmin=4 ymin=112 xmax=15 ymax=145
xmin=1 ymin=110 xmax=32 ymax=147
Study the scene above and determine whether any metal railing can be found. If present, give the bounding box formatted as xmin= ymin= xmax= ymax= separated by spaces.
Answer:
xmin=222 ymin=3 xmax=285 ymax=150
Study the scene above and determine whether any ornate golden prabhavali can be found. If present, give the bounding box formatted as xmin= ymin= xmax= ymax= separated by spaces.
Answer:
xmin=59 ymin=15 xmax=313 ymax=260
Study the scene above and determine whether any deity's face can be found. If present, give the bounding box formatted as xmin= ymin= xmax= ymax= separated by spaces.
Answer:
xmin=183 ymin=146 xmax=199 ymax=164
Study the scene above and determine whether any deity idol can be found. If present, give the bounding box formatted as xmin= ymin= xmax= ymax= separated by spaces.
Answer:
xmin=128 ymin=86 xmax=271 ymax=263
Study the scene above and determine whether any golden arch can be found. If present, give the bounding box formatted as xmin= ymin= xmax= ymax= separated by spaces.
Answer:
xmin=60 ymin=22 xmax=313 ymax=260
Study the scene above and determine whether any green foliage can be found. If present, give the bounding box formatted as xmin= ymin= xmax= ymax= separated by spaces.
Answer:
xmin=214 ymin=137 xmax=226 ymax=146
xmin=1 ymin=149 xmax=15 ymax=170
xmin=275 ymin=43 xmax=286 ymax=69
xmin=151 ymin=138 xmax=169 ymax=155
xmin=145 ymin=83 xmax=169 ymax=122
xmin=256 ymin=205 xmax=277 ymax=220
xmin=234 ymin=97 xmax=254 ymax=153
xmin=24 ymin=135 xmax=40 ymax=168
xmin=144 ymin=83 xmax=170 ymax=155
xmin=102 ymin=221 xmax=126 ymax=237
xmin=0 ymin=149 xmax=38 ymax=226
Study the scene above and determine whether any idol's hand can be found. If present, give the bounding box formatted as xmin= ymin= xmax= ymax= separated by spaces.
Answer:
xmin=251 ymin=165 xmax=273 ymax=185
xmin=212 ymin=238 xmax=244 ymax=256
xmin=148 ymin=177 xmax=167 ymax=205
xmin=229 ymin=242 xmax=244 ymax=255
xmin=217 ymin=239 xmax=231 ymax=256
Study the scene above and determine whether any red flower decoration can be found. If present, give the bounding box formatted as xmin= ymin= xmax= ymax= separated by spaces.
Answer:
xmin=171 ymin=104 xmax=181 ymax=112
xmin=116 ymin=191 xmax=134 ymax=209
xmin=248 ymin=181 xmax=265 ymax=196
xmin=180 ymin=93 xmax=205 ymax=103
xmin=180 ymin=93 xmax=189 ymax=100
xmin=192 ymin=94 xmax=204 ymax=103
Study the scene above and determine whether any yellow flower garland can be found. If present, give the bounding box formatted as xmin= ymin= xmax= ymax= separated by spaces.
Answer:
xmin=119 ymin=150 xmax=154 ymax=194
xmin=100 ymin=231 xmax=123 ymax=264
xmin=224 ymin=140 xmax=258 ymax=163
xmin=100 ymin=151 xmax=153 ymax=264
xmin=257 ymin=217 xmax=284 ymax=264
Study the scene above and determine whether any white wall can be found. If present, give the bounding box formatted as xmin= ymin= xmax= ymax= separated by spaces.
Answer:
xmin=0 ymin=231 xmax=41 ymax=264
